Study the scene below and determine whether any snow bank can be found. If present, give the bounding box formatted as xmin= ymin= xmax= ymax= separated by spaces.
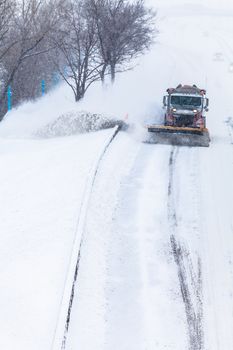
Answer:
xmin=36 ymin=111 xmax=125 ymax=138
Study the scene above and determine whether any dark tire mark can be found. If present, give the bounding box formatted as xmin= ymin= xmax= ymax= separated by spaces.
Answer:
xmin=52 ymin=126 xmax=120 ymax=350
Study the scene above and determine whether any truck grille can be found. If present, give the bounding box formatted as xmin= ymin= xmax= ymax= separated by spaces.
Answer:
xmin=174 ymin=114 xmax=194 ymax=127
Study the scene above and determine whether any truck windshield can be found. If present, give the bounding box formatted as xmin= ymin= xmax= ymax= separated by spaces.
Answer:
xmin=171 ymin=96 xmax=201 ymax=107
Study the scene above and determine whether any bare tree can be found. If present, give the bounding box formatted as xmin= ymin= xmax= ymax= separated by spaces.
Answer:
xmin=0 ymin=0 xmax=16 ymax=84
xmin=10 ymin=0 xmax=63 ymax=104
xmin=0 ymin=0 xmax=59 ymax=117
xmin=0 ymin=0 xmax=156 ymax=113
xmin=87 ymin=0 xmax=156 ymax=83
xmin=52 ymin=0 xmax=102 ymax=102
xmin=0 ymin=0 xmax=16 ymax=51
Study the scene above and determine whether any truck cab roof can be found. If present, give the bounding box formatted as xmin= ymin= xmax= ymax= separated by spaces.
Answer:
xmin=167 ymin=84 xmax=206 ymax=96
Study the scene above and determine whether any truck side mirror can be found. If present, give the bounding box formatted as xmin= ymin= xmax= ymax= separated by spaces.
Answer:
xmin=205 ymin=98 xmax=209 ymax=108
xmin=163 ymin=96 xmax=168 ymax=107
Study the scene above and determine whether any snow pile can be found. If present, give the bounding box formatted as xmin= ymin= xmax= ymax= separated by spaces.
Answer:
xmin=36 ymin=110 xmax=125 ymax=138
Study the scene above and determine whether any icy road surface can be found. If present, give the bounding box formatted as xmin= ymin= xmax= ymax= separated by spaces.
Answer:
xmin=66 ymin=4 xmax=233 ymax=350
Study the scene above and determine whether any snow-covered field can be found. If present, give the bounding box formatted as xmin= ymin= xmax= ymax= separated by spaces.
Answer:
xmin=0 ymin=130 xmax=119 ymax=349
xmin=1 ymin=0 xmax=233 ymax=349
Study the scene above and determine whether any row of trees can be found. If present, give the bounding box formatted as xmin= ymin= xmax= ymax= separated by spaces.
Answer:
xmin=0 ymin=0 xmax=156 ymax=117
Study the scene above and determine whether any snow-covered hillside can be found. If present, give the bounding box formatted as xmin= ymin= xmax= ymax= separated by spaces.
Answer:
xmin=1 ymin=1 xmax=233 ymax=350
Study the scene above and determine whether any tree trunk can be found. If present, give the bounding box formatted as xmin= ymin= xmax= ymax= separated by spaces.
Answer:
xmin=110 ymin=63 xmax=115 ymax=84
xmin=100 ymin=63 xmax=107 ymax=83
xmin=75 ymin=87 xmax=85 ymax=102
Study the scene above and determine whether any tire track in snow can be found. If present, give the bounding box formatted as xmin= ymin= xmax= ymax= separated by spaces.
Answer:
xmin=168 ymin=147 xmax=203 ymax=350
xmin=51 ymin=126 xmax=120 ymax=350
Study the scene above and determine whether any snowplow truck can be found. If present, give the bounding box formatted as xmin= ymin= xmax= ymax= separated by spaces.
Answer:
xmin=147 ymin=84 xmax=210 ymax=147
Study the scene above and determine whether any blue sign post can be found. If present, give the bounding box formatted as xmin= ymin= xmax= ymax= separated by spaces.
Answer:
xmin=7 ymin=86 xmax=12 ymax=111
xmin=41 ymin=80 xmax=45 ymax=96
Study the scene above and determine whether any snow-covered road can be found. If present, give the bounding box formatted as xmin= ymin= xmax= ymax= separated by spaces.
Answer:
xmin=65 ymin=4 xmax=233 ymax=350
xmin=66 ymin=136 xmax=188 ymax=350
xmin=66 ymin=134 xmax=233 ymax=350
xmin=1 ymin=1 xmax=233 ymax=350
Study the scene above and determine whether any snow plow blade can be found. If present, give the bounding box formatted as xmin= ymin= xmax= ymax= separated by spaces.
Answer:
xmin=146 ymin=125 xmax=210 ymax=147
